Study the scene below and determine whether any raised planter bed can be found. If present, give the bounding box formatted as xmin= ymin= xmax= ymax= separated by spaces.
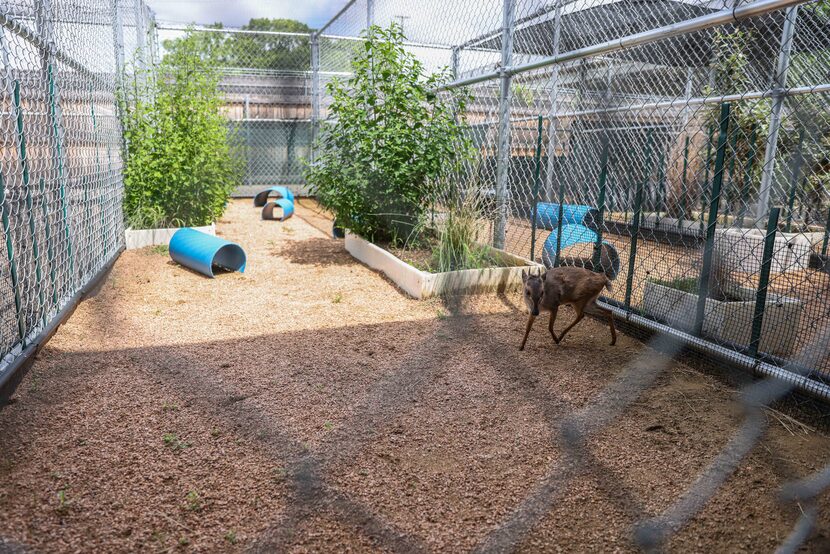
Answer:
xmin=714 ymin=228 xmax=824 ymax=274
xmin=125 ymin=223 xmax=215 ymax=250
xmin=641 ymin=280 xmax=803 ymax=357
xmin=345 ymin=233 xmax=542 ymax=299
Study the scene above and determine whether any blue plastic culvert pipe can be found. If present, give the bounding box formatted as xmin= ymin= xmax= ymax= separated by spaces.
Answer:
xmin=169 ymin=228 xmax=247 ymax=278
xmin=535 ymin=202 xmax=600 ymax=230
xmin=261 ymin=198 xmax=295 ymax=221
xmin=541 ymin=223 xmax=621 ymax=280
xmin=253 ymin=186 xmax=295 ymax=207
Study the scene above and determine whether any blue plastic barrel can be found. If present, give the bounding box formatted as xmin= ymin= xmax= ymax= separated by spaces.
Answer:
xmin=535 ymin=203 xmax=599 ymax=230
xmin=541 ymin=223 xmax=620 ymax=279
xmin=261 ymin=198 xmax=294 ymax=221
xmin=169 ymin=228 xmax=247 ymax=278
xmin=254 ymin=186 xmax=295 ymax=207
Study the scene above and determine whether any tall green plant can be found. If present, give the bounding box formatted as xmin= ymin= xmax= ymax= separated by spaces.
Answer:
xmin=305 ymin=24 xmax=473 ymax=241
xmin=122 ymin=31 xmax=242 ymax=228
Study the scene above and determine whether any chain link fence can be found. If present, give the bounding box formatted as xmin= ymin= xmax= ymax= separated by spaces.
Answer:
xmin=0 ymin=0 xmax=144 ymax=392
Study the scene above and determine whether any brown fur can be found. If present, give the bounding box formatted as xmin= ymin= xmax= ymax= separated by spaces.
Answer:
xmin=519 ymin=266 xmax=617 ymax=351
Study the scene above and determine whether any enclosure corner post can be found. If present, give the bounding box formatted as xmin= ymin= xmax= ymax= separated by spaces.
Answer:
xmin=749 ymin=207 xmax=781 ymax=357
xmin=694 ymin=103 xmax=730 ymax=337
xmin=451 ymin=46 xmax=460 ymax=81
xmin=493 ymin=0 xmax=516 ymax=250
xmin=755 ymin=5 xmax=799 ymax=222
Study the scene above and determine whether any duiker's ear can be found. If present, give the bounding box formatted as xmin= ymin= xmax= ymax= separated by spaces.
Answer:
xmin=522 ymin=269 xmax=528 ymax=282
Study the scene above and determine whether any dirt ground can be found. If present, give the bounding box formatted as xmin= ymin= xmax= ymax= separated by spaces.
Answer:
xmin=1 ymin=199 xmax=829 ymax=553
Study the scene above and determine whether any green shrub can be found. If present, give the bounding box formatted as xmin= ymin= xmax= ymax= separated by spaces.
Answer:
xmin=122 ymin=31 xmax=242 ymax=229
xmin=305 ymin=24 xmax=473 ymax=242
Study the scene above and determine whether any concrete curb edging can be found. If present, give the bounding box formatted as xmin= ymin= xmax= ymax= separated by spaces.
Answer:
xmin=125 ymin=223 xmax=216 ymax=250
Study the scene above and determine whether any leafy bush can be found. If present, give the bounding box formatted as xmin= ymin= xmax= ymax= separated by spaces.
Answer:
xmin=122 ymin=32 xmax=242 ymax=229
xmin=305 ymin=24 xmax=473 ymax=241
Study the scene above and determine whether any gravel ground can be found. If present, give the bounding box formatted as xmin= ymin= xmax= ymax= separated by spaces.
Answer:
xmin=1 ymin=199 xmax=829 ymax=553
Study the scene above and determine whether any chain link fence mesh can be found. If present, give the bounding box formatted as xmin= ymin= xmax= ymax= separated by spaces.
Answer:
xmin=0 ymin=0 xmax=135 ymax=382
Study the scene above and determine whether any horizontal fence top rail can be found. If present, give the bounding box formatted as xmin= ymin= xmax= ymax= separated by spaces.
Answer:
xmin=439 ymin=0 xmax=811 ymax=90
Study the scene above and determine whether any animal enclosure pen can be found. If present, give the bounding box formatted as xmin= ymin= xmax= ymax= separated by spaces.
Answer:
xmin=1 ymin=0 xmax=830 ymax=552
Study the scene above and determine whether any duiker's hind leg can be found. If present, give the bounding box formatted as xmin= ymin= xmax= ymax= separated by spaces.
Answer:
xmin=556 ymin=304 xmax=585 ymax=344
xmin=520 ymin=315 xmax=536 ymax=351
xmin=586 ymin=300 xmax=617 ymax=345
xmin=548 ymin=305 xmax=560 ymax=344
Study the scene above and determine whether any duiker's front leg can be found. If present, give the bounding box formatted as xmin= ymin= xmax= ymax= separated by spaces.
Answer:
xmin=548 ymin=305 xmax=560 ymax=344
xmin=556 ymin=305 xmax=585 ymax=344
xmin=520 ymin=315 xmax=536 ymax=351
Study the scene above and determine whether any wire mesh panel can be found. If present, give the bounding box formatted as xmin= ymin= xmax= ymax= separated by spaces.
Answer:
xmin=154 ymin=25 xmax=314 ymax=197
xmin=0 ymin=0 xmax=130 ymax=380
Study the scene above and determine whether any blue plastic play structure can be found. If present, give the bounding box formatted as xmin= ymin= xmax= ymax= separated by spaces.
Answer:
xmin=535 ymin=202 xmax=621 ymax=279
xmin=169 ymin=228 xmax=247 ymax=278
xmin=535 ymin=203 xmax=599 ymax=230
xmin=253 ymin=186 xmax=294 ymax=207
xmin=262 ymin=198 xmax=295 ymax=221
xmin=254 ymin=186 xmax=295 ymax=221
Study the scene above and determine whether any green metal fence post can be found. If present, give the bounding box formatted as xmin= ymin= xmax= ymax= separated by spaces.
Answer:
xmin=749 ymin=207 xmax=781 ymax=357
xmin=694 ymin=103 xmax=730 ymax=337
xmin=701 ymin=123 xmax=713 ymax=233
xmin=624 ymin=129 xmax=654 ymax=308
xmin=822 ymin=206 xmax=830 ymax=257
xmin=46 ymin=64 xmax=75 ymax=288
xmin=89 ymin=82 xmax=108 ymax=259
xmin=39 ymin=177 xmax=58 ymax=307
xmin=784 ymin=127 xmax=805 ymax=233
xmin=0 ymin=173 xmax=26 ymax=341
xmin=529 ymin=115 xmax=544 ymax=262
xmin=554 ymin=180 xmax=565 ymax=267
xmin=737 ymin=124 xmax=757 ymax=228
xmin=14 ymin=80 xmax=46 ymax=328
xmin=591 ymin=132 xmax=610 ymax=271
xmin=679 ymin=134 xmax=689 ymax=230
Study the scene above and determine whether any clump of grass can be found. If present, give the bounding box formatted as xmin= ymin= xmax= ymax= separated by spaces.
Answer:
xmin=163 ymin=433 xmax=190 ymax=451
xmin=162 ymin=401 xmax=178 ymax=412
xmin=649 ymin=276 xmax=699 ymax=294
xmin=56 ymin=486 xmax=71 ymax=514
xmin=225 ymin=530 xmax=237 ymax=545
xmin=432 ymin=206 xmax=493 ymax=272
xmin=184 ymin=490 xmax=202 ymax=512
xmin=150 ymin=244 xmax=169 ymax=256
xmin=332 ymin=292 xmax=343 ymax=304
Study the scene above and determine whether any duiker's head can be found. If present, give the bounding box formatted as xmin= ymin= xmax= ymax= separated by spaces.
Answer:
xmin=522 ymin=269 xmax=546 ymax=316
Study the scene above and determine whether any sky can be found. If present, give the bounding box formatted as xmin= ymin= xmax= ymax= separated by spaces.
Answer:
xmin=145 ymin=0 xmax=352 ymax=30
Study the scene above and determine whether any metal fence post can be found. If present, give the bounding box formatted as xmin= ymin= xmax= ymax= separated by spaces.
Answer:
xmin=367 ymin=0 xmax=374 ymax=28
xmin=737 ymin=124 xmax=757 ymax=228
xmin=624 ymin=129 xmax=653 ymax=308
xmin=784 ymin=127 xmax=805 ymax=232
xmin=755 ymin=5 xmax=799 ymax=221
xmin=591 ymin=133 xmax=610 ymax=270
xmin=749 ymin=207 xmax=781 ymax=357
xmin=13 ymin=81 xmax=46 ymax=331
xmin=311 ymin=32 xmax=320 ymax=164
xmin=822 ymin=207 xmax=830 ymax=256
xmin=493 ymin=0 xmax=515 ymax=249
xmin=451 ymin=46 xmax=460 ymax=80
xmin=112 ymin=0 xmax=125 ymax=120
xmin=544 ymin=0 xmax=563 ymax=212
xmin=530 ymin=115 xmax=544 ymax=262
xmin=694 ymin=103 xmax=730 ymax=337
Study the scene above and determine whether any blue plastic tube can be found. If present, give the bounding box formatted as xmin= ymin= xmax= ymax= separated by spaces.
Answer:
xmin=169 ymin=228 xmax=246 ymax=278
